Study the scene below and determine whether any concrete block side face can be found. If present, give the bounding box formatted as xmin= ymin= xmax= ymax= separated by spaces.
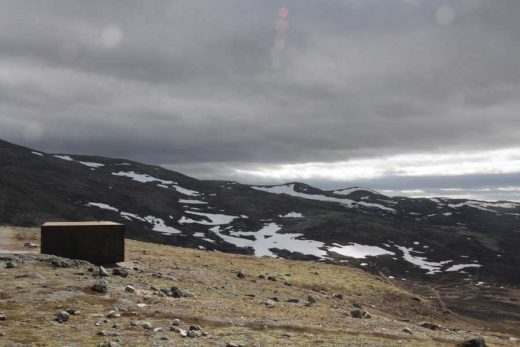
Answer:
xmin=41 ymin=224 xmax=125 ymax=264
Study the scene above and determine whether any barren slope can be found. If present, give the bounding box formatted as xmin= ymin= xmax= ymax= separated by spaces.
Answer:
xmin=0 ymin=227 xmax=515 ymax=346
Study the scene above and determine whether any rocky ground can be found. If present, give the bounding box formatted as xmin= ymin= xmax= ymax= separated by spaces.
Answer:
xmin=0 ymin=227 xmax=517 ymax=346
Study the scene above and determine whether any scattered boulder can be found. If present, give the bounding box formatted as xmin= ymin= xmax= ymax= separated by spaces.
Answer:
xmin=91 ymin=280 xmax=109 ymax=294
xmin=113 ymin=268 xmax=129 ymax=278
xmin=188 ymin=330 xmax=202 ymax=338
xmin=124 ymin=285 xmax=136 ymax=293
xmin=460 ymin=337 xmax=487 ymax=347
xmin=226 ymin=342 xmax=241 ymax=347
xmin=56 ymin=311 xmax=70 ymax=323
xmin=350 ymin=309 xmax=371 ymax=319
xmin=171 ymin=326 xmax=188 ymax=337
xmin=236 ymin=271 xmax=245 ymax=279
xmin=106 ymin=310 xmax=120 ymax=319
xmin=307 ymin=295 xmax=317 ymax=304
xmin=171 ymin=318 xmax=181 ymax=326
xmin=264 ymin=300 xmax=276 ymax=308
xmin=98 ymin=266 xmax=110 ymax=277
xmin=402 ymin=328 xmax=413 ymax=334
xmin=50 ymin=258 xmax=71 ymax=268
xmin=98 ymin=341 xmax=120 ymax=347
xmin=0 ymin=315 xmax=7 ymax=321
xmin=142 ymin=322 xmax=153 ymax=330
xmin=170 ymin=286 xmax=194 ymax=298
xmin=332 ymin=293 xmax=343 ymax=299
xmin=287 ymin=298 xmax=300 ymax=303
xmin=5 ymin=261 xmax=15 ymax=269
xmin=418 ymin=321 xmax=440 ymax=331
xmin=66 ymin=308 xmax=80 ymax=315
xmin=24 ymin=242 xmax=37 ymax=249
xmin=267 ymin=276 xmax=277 ymax=282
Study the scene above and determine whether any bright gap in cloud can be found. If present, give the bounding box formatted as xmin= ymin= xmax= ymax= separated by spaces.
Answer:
xmin=233 ymin=147 xmax=520 ymax=182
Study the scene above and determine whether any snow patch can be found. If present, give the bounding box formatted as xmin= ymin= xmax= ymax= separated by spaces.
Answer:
xmin=179 ymin=211 xmax=238 ymax=225
xmin=445 ymin=264 xmax=482 ymax=272
xmin=79 ymin=161 xmax=105 ymax=168
xmin=120 ymin=212 xmax=145 ymax=222
xmin=31 ymin=151 xmax=44 ymax=156
xmin=210 ymin=223 xmax=327 ymax=258
xmin=396 ymin=246 xmax=452 ymax=274
xmin=328 ymin=243 xmax=394 ymax=259
xmin=178 ymin=199 xmax=207 ymax=205
xmin=86 ymin=202 xmax=119 ymax=212
xmin=279 ymin=212 xmax=303 ymax=218
xmin=112 ymin=171 xmax=174 ymax=185
xmin=144 ymin=216 xmax=182 ymax=235
xmin=172 ymin=186 xmax=200 ymax=196
xmin=54 ymin=155 xmax=74 ymax=161
xmin=253 ymin=184 xmax=395 ymax=212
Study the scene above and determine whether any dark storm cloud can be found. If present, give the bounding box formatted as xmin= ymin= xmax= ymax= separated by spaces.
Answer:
xmin=1 ymin=0 xmax=520 ymax=197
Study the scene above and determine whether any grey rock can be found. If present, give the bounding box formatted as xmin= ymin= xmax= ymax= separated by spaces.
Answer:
xmin=418 ymin=321 xmax=440 ymax=331
xmin=124 ymin=285 xmax=136 ymax=293
xmin=332 ymin=293 xmax=343 ymax=299
xmin=307 ymin=295 xmax=317 ymax=304
xmin=91 ymin=280 xmax=109 ymax=294
xmin=5 ymin=261 xmax=15 ymax=269
xmin=99 ymin=266 xmax=110 ymax=277
xmin=98 ymin=341 xmax=120 ymax=347
xmin=461 ymin=337 xmax=487 ymax=347
xmin=267 ymin=276 xmax=277 ymax=281
xmin=188 ymin=330 xmax=202 ymax=338
xmin=50 ymin=258 xmax=71 ymax=268
xmin=264 ymin=300 xmax=276 ymax=308
xmin=112 ymin=268 xmax=128 ymax=278
xmin=236 ymin=271 xmax=245 ymax=279
xmin=56 ymin=311 xmax=70 ymax=322
xmin=172 ymin=326 xmax=188 ymax=337
xmin=226 ymin=343 xmax=241 ymax=347
xmin=189 ymin=325 xmax=203 ymax=331
xmin=142 ymin=322 xmax=153 ymax=330
xmin=350 ymin=309 xmax=371 ymax=319
xmin=106 ymin=310 xmax=120 ymax=319
xmin=171 ymin=318 xmax=181 ymax=326
xmin=170 ymin=286 xmax=194 ymax=298
xmin=402 ymin=328 xmax=413 ymax=334
xmin=0 ymin=315 xmax=7 ymax=321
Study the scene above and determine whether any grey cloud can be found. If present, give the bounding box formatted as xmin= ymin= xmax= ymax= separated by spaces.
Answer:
xmin=1 ymin=0 xmax=520 ymax=193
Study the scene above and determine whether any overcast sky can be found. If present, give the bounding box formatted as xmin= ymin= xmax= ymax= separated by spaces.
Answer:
xmin=2 ymin=0 xmax=520 ymax=200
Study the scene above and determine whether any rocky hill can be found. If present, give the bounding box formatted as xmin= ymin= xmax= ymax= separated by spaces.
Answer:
xmin=1 ymin=139 xmax=520 ymax=286
xmin=0 ymin=226 xmax=514 ymax=346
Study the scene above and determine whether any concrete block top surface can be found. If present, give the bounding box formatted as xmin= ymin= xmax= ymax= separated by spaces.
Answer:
xmin=42 ymin=221 xmax=124 ymax=227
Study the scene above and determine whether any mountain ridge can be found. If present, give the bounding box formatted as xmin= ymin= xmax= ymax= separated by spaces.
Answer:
xmin=1 ymin=139 xmax=520 ymax=286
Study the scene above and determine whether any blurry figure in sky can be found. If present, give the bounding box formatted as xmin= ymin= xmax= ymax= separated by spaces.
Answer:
xmin=271 ymin=6 xmax=289 ymax=69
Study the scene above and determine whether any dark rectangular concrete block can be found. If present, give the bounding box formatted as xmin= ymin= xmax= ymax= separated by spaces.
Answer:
xmin=41 ymin=221 xmax=125 ymax=264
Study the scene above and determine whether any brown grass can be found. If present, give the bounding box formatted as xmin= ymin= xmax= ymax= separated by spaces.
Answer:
xmin=0 ymin=227 xmax=513 ymax=346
